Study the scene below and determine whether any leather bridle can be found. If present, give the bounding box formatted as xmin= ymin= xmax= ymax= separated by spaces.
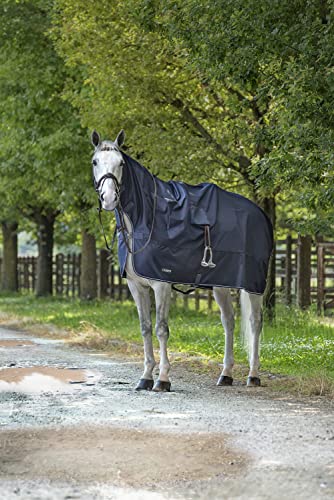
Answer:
xmin=93 ymin=154 xmax=157 ymax=256
xmin=94 ymin=171 xmax=122 ymax=206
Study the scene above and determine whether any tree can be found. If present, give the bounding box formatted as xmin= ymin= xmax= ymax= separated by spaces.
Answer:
xmin=1 ymin=221 xmax=18 ymax=292
xmin=0 ymin=0 xmax=94 ymax=295
xmin=80 ymin=229 xmax=97 ymax=300
xmin=133 ymin=0 xmax=334 ymax=237
xmin=52 ymin=1 xmax=257 ymax=193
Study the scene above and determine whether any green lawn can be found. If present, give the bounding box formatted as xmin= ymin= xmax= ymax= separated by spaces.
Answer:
xmin=0 ymin=293 xmax=333 ymax=391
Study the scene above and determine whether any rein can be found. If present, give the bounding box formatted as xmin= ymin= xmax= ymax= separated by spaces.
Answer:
xmin=95 ymin=160 xmax=158 ymax=256
xmin=94 ymin=171 xmax=120 ymax=253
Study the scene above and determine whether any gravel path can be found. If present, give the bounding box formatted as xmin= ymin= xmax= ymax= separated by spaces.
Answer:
xmin=0 ymin=325 xmax=333 ymax=499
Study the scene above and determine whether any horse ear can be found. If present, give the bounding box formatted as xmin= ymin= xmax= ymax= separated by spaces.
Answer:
xmin=91 ymin=130 xmax=100 ymax=148
xmin=115 ymin=129 xmax=125 ymax=148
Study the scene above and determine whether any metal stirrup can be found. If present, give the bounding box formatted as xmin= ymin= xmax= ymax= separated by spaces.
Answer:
xmin=201 ymin=246 xmax=216 ymax=268
xmin=201 ymin=225 xmax=216 ymax=268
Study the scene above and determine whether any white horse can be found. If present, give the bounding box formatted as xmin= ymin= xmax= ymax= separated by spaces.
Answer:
xmin=91 ymin=130 xmax=264 ymax=392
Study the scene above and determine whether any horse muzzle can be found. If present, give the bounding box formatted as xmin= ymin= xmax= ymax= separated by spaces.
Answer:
xmin=100 ymin=191 xmax=119 ymax=211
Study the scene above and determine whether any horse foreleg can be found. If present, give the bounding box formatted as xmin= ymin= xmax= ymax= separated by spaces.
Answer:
xmin=152 ymin=282 xmax=172 ymax=392
xmin=213 ymin=287 xmax=235 ymax=386
xmin=127 ymin=278 xmax=156 ymax=390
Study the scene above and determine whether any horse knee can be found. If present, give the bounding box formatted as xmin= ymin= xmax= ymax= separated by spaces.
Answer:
xmin=140 ymin=319 xmax=152 ymax=337
xmin=155 ymin=319 xmax=169 ymax=339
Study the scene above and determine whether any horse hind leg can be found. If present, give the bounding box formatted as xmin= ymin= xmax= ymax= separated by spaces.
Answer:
xmin=240 ymin=290 xmax=263 ymax=387
xmin=152 ymin=281 xmax=172 ymax=392
xmin=127 ymin=278 xmax=156 ymax=390
xmin=213 ymin=287 xmax=235 ymax=386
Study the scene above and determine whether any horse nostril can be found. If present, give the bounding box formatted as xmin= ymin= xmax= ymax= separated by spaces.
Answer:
xmin=100 ymin=193 xmax=105 ymax=202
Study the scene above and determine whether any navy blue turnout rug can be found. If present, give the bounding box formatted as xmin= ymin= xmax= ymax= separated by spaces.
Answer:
xmin=115 ymin=153 xmax=273 ymax=295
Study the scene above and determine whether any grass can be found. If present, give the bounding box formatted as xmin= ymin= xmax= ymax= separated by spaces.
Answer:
xmin=0 ymin=292 xmax=333 ymax=397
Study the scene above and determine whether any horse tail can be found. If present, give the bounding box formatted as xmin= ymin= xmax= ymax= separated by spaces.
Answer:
xmin=239 ymin=290 xmax=263 ymax=358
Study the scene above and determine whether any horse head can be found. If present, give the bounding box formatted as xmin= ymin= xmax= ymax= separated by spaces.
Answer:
xmin=91 ymin=130 xmax=125 ymax=211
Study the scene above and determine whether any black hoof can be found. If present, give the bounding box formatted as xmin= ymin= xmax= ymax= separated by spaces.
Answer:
xmin=152 ymin=380 xmax=171 ymax=392
xmin=247 ymin=376 xmax=261 ymax=387
xmin=135 ymin=378 xmax=154 ymax=391
xmin=217 ymin=375 xmax=233 ymax=386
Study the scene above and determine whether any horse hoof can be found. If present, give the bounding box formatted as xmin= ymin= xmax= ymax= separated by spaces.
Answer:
xmin=247 ymin=376 xmax=261 ymax=387
xmin=152 ymin=380 xmax=171 ymax=392
xmin=135 ymin=378 xmax=154 ymax=391
xmin=217 ymin=375 xmax=233 ymax=386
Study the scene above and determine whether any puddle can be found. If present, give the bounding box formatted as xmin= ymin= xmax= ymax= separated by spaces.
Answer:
xmin=0 ymin=339 xmax=35 ymax=348
xmin=0 ymin=426 xmax=246 ymax=486
xmin=0 ymin=366 xmax=100 ymax=393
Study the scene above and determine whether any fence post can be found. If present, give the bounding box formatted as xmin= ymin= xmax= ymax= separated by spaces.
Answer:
xmin=98 ymin=249 xmax=109 ymax=299
xmin=195 ymin=289 xmax=200 ymax=311
xmin=65 ymin=254 xmax=70 ymax=296
xmin=285 ymin=234 xmax=292 ymax=305
xmin=23 ymin=257 xmax=29 ymax=291
xmin=32 ymin=257 xmax=37 ymax=292
xmin=317 ymin=244 xmax=325 ymax=315
xmin=297 ymin=234 xmax=312 ymax=309
xmin=76 ymin=254 xmax=81 ymax=297
xmin=55 ymin=253 xmax=64 ymax=296
xmin=207 ymin=290 xmax=213 ymax=311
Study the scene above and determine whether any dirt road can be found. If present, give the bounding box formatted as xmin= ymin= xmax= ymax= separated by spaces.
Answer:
xmin=0 ymin=325 xmax=333 ymax=499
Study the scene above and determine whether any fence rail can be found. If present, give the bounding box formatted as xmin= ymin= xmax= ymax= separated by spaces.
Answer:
xmin=2 ymin=238 xmax=334 ymax=312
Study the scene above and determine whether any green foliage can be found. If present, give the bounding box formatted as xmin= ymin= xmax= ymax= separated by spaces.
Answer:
xmin=51 ymin=0 xmax=263 ymax=197
xmin=0 ymin=0 xmax=96 ymax=239
xmin=1 ymin=0 xmax=333 ymax=245
xmin=262 ymin=306 xmax=334 ymax=376
xmin=130 ymin=0 xmax=334 ymax=235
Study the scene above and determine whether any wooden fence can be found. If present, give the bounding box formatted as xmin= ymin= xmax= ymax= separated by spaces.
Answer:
xmin=317 ymin=243 xmax=334 ymax=313
xmin=275 ymin=236 xmax=319 ymax=303
xmin=3 ymin=237 xmax=334 ymax=312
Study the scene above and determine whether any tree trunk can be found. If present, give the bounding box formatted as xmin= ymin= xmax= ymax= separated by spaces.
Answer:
xmin=261 ymin=196 xmax=276 ymax=320
xmin=35 ymin=212 xmax=56 ymax=297
xmin=297 ymin=234 xmax=312 ymax=309
xmin=1 ymin=221 xmax=18 ymax=292
xmin=98 ymin=249 xmax=109 ymax=299
xmin=80 ymin=230 xmax=97 ymax=300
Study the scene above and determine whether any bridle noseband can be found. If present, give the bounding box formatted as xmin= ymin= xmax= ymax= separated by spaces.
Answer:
xmin=94 ymin=170 xmax=122 ymax=208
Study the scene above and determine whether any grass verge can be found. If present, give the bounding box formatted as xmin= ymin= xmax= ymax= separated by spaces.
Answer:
xmin=0 ymin=293 xmax=333 ymax=398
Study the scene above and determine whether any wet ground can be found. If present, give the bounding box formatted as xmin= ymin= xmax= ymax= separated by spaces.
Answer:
xmin=0 ymin=325 xmax=333 ymax=499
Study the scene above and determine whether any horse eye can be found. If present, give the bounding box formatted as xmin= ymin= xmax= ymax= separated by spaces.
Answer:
xmin=92 ymin=159 xmax=97 ymax=167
